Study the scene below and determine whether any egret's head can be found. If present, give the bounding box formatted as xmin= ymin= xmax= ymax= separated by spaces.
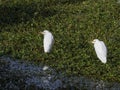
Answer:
xmin=92 ymin=39 xmax=99 ymax=44
xmin=41 ymin=30 xmax=50 ymax=35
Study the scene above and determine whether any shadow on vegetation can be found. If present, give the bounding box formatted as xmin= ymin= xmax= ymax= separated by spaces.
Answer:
xmin=0 ymin=0 xmax=86 ymax=25
xmin=0 ymin=2 xmax=57 ymax=25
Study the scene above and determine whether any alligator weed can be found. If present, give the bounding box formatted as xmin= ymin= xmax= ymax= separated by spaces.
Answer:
xmin=0 ymin=0 xmax=120 ymax=82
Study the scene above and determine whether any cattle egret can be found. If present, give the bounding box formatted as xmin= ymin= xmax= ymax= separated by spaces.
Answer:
xmin=92 ymin=39 xmax=107 ymax=64
xmin=41 ymin=30 xmax=54 ymax=53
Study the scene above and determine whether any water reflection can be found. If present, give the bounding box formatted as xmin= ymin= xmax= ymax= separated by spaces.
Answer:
xmin=0 ymin=56 xmax=120 ymax=90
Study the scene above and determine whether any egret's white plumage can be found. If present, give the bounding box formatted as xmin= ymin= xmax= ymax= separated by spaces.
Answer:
xmin=41 ymin=30 xmax=54 ymax=53
xmin=92 ymin=39 xmax=107 ymax=63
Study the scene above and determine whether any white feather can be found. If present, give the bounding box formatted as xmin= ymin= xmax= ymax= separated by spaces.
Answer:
xmin=42 ymin=66 xmax=49 ymax=71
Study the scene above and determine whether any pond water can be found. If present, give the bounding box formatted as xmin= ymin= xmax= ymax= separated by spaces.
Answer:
xmin=0 ymin=56 xmax=120 ymax=90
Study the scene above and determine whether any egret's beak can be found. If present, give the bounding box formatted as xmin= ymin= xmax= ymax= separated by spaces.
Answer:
xmin=40 ymin=32 xmax=44 ymax=34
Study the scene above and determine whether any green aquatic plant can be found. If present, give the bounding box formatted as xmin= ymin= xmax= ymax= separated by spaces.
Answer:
xmin=0 ymin=0 xmax=120 ymax=82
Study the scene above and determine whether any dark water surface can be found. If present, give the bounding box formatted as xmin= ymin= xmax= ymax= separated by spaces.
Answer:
xmin=0 ymin=56 xmax=120 ymax=90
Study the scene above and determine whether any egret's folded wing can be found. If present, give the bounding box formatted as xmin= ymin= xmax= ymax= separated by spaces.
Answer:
xmin=100 ymin=41 xmax=107 ymax=56
xmin=44 ymin=34 xmax=54 ymax=52
xmin=94 ymin=41 xmax=107 ymax=63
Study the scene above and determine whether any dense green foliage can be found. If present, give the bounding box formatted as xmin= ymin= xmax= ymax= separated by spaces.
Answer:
xmin=0 ymin=0 xmax=120 ymax=82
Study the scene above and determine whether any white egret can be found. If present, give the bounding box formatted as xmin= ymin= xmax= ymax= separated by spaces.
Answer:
xmin=92 ymin=39 xmax=107 ymax=64
xmin=41 ymin=30 xmax=54 ymax=53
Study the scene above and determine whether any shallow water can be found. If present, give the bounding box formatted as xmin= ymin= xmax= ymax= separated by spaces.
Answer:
xmin=0 ymin=56 xmax=120 ymax=90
